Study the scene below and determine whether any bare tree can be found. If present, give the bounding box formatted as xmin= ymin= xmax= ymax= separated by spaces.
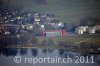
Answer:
xmin=80 ymin=16 xmax=100 ymax=26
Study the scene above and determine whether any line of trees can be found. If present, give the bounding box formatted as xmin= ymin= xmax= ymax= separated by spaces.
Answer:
xmin=0 ymin=33 xmax=38 ymax=47
xmin=80 ymin=16 xmax=100 ymax=26
xmin=65 ymin=16 xmax=100 ymax=32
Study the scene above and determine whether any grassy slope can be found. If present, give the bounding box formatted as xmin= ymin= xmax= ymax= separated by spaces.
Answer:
xmin=37 ymin=34 xmax=100 ymax=45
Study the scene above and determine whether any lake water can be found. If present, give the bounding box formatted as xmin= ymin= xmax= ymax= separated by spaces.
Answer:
xmin=0 ymin=48 xmax=100 ymax=66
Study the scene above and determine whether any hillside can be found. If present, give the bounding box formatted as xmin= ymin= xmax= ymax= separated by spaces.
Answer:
xmin=2 ymin=0 xmax=100 ymax=24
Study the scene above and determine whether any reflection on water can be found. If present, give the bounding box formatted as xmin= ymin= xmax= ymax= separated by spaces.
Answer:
xmin=31 ymin=48 xmax=38 ymax=57
xmin=0 ymin=48 xmax=100 ymax=66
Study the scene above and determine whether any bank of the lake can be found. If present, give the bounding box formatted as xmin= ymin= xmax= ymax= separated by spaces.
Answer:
xmin=0 ymin=34 xmax=100 ymax=54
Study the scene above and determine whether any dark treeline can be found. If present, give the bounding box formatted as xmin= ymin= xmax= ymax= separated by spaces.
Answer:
xmin=80 ymin=16 xmax=100 ymax=26
xmin=0 ymin=33 xmax=38 ymax=47
xmin=66 ymin=16 xmax=100 ymax=32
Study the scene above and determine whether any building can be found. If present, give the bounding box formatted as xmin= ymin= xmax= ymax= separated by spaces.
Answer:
xmin=75 ymin=26 xmax=88 ymax=34
xmin=42 ymin=30 xmax=67 ymax=37
xmin=54 ymin=22 xmax=64 ymax=29
xmin=75 ymin=25 xmax=100 ymax=35
xmin=87 ymin=27 xmax=96 ymax=34
xmin=0 ymin=24 xmax=22 ymax=35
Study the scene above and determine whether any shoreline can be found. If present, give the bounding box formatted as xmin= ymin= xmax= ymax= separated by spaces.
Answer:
xmin=0 ymin=44 xmax=100 ymax=55
xmin=0 ymin=34 xmax=100 ymax=54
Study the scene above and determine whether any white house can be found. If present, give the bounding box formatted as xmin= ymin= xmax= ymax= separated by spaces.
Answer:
xmin=54 ymin=22 xmax=64 ymax=29
xmin=75 ymin=26 xmax=88 ymax=34
xmin=87 ymin=27 xmax=96 ymax=34
xmin=75 ymin=25 xmax=100 ymax=35
xmin=34 ymin=18 xmax=40 ymax=22
xmin=40 ymin=25 xmax=45 ymax=30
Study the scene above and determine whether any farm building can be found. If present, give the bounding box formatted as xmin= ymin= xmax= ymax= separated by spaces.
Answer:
xmin=75 ymin=25 xmax=100 ymax=35
xmin=75 ymin=26 xmax=88 ymax=34
xmin=87 ymin=27 xmax=96 ymax=34
xmin=42 ymin=30 xmax=67 ymax=37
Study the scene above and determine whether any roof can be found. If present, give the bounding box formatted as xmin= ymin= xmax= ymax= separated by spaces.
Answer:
xmin=43 ymin=30 xmax=65 ymax=32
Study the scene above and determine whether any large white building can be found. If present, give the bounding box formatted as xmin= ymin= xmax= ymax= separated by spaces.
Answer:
xmin=87 ymin=27 xmax=96 ymax=34
xmin=75 ymin=26 xmax=88 ymax=34
xmin=75 ymin=25 xmax=100 ymax=35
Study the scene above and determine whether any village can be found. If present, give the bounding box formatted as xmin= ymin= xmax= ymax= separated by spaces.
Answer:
xmin=0 ymin=0 xmax=100 ymax=66
xmin=0 ymin=7 xmax=66 ymax=36
xmin=0 ymin=7 xmax=100 ymax=36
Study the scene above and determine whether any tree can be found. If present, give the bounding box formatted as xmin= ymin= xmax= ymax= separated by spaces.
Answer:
xmin=31 ymin=37 xmax=38 ymax=44
xmin=80 ymin=16 xmax=100 ymax=26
